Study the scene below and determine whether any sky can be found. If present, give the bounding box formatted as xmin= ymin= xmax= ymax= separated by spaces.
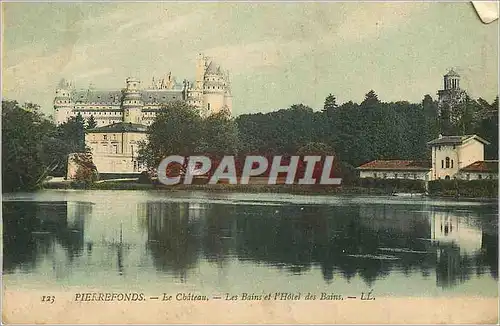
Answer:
xmin=2 ymin=2 xmax=498 ymax=116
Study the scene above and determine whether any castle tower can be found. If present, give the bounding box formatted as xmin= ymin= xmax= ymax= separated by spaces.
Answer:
xmin=54 ymin=78 xmax=74 ymax=125
xmin=195 ymin=53 xmax=206 ymax=90
xmin=122 ymin=77 xmax=144 ymax=124
xmin=186 ymin=53 xmax=206 ymax=109
xmin=202 ymin=60 xmax=227 ymax=116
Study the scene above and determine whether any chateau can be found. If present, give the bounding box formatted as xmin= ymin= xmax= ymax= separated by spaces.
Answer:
xmin=60 ymin=54 xmax=232 ymax=175
xmin=54 ymin=53 xmax=232 ymax=126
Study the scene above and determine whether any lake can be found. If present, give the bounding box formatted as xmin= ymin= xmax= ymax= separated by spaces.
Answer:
xmin=2 ymin=190 xmax=498 ymax=298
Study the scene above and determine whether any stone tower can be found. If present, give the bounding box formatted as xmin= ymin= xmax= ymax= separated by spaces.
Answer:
xmin=53 ymin=78 xmax=73 ymax=125
xmin=187 ymin=53 xmax=206 ymax=109
xmin=202 ymin=61 xmax=226 ymax=116
xmin=437 ymin=69 xmax=466 ymax=107
xmin=122 ymin=77 xmax=143 ymax=124
xmin=186 ymin=53 xmax=233 ymax=116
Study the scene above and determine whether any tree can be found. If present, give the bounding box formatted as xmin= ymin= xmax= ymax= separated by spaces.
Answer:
xmin=422 ymin=94 xmax=440 ymax=140
xmin=297 ymin=142 xmax=335 ymax=156
xmin=475 ymin=96 xmax=499 ymax=159
xmin=70 ymin=153 xmax=99 ymax=186
xmin=323 ymin=93 xmax=338 ymax=116
xmin=2 ymin=100 xmax=53 ymax=192
xmin=197 ymin=110 xmax=239 ymax=158
xmin=138 ymin=101 xmax=203 ymax=170
xmin=453 ymin=95 xmax=478 ymax=135
xmin=86 ymin=115 xmax=97 ymax=129
xmin=439 ymin=103 xmax=452 ymax=135
xmin=57 ymin=112 xmax=86 ymax=151
xmin=361 ymin=90 xmax=379 ymax=107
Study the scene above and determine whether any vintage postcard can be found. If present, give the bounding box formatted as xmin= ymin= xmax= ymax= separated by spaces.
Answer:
xmin=2 ymin=1 xmax=499 ymax=324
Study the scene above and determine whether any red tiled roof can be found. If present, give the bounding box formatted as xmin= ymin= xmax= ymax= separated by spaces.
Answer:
xmin=357 ymin=160 xmax=431 ymax=171
xmin=427 ymin=134 xmax=490 ymax=146
xmin=460 ymin=160 xmax=499 ymax=173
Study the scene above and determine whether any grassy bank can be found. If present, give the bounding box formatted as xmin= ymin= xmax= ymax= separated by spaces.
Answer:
xmin=41 ymin=178 xmax=499 ymax=200
xmin=428 ymin=179 xmax=498 ymax=199
xmin=43 ymin=180 xmax=411 ymax=196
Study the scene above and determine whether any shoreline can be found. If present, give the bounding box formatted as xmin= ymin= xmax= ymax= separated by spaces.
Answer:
xmin=14 ymin=180 xmax=498 ymax=201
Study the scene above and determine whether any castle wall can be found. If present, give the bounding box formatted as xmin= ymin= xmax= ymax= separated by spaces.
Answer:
xmin=203 ymin=92 xmax=225 ymax=115
xmin=91 ymin=154 xmax=141 ymax=173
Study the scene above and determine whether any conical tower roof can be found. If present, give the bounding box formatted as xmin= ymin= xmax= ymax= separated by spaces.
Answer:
xmin=205 ymin=61 xmax=222 ymax=75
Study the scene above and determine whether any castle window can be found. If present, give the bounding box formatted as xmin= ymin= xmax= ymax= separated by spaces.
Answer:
xmin=441 ymin=160 xmax=444 ymax=168
xmin=451 ymin=160 xmax=454 ymax=168
xmin=438 ymin=146 xmax=441 ymax=150
xmin=103 ymin=135 xmax=107 ymax=140
xmin=445 ymin=157 xmax=450 ymax=168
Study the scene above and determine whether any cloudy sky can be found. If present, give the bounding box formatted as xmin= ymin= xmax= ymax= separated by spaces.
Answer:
xmin=2 ymin=2 xmax=498 ymax=116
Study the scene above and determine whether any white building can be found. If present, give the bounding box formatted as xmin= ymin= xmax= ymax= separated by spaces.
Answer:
xmin=357 ymin=134 xmax=498 ymax=181
xmin=456 ymin=160 xmax=498 ymax=180
xmin=357 ymin=160 xmax=431 ymax=180
xmin=427 ymin=134 xmax=490 ymax=180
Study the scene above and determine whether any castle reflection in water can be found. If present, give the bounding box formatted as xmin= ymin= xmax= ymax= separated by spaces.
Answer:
xmin=3 ymin=198 xmax=498 ymax=289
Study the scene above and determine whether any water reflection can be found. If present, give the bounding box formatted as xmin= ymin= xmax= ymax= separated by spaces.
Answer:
xmin=3 ymin=201 xmax=92 ymax=273
xmin=143 ymin=202 xmax=201 ymax=280
xmin=3 ymin=196 xmax=498 ymax=294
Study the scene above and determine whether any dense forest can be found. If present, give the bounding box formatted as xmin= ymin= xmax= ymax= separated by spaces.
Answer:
xmin=236 ymin=91 xmax=499 ymax=167
xmin=2 ymin=90 xmax=498 ymax=192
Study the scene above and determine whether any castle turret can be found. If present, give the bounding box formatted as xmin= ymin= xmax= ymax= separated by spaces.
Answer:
xmin=54 ymin=78 xmax=74 ymax=125
xmin=202 ymin=60 xmax=227 ymax=116
xmin=122 ymin=77 xmax=143 ymax=124
xmin=195 ymin=53 xmax=206 ymax=90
